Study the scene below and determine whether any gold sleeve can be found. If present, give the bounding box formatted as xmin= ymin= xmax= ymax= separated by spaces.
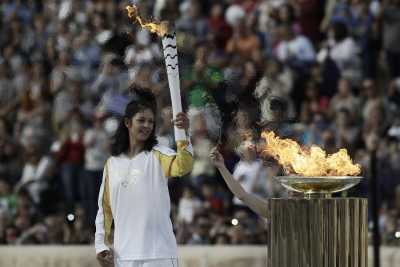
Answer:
xmin=154 ymin=141 xmax=194 ymax=178
xmin=102 ymin=161 xmax=113 ymax=245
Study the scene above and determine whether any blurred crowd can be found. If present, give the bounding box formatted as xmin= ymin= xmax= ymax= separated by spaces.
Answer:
xmin=1 ymin=0 xmax=400 ymax=246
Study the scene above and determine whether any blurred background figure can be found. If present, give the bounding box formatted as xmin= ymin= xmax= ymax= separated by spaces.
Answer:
xmin=81 ymin=113 xmax=109 ymax=228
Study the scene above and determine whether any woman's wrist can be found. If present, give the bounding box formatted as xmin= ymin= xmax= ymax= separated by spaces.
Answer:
xmin=217 ymin=164 xmax=226 ymax=171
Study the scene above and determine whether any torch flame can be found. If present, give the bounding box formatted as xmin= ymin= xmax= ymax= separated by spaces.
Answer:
xmin=261 ymin=131 xmax=361 ymax=177
xmin=126 ymin=5 xmax=169 ymax=37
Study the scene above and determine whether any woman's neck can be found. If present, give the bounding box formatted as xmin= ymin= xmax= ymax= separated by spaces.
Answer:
xmin=127 ymin=138 xmax=145 ymax=158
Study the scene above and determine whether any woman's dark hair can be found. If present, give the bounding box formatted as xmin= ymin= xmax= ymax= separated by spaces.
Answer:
xmin=111 ymin=85 xmax=158 ymax=156
xmin=278 ymin=3 xmax=296 ymax=24
xmin=332 ymin=21 xmax=348 ymax=42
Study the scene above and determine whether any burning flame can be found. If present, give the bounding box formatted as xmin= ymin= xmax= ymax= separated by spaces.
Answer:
xmin=261 ymin=131 xmax=361 ymax=177
xmin=126 ymin=5 xmax=169 ymax=37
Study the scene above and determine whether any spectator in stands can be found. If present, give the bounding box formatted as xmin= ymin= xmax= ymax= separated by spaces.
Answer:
xmin=157 ymin=105 xmax=175 ymax=148
xmin=254 ymin=58 xmax=295 ymax=124
xmin=318 ymin=21 xmax=361 ymax=84
xmin=176 ymin=0 xmax=208 ymax=40
xmin=329 ymin=78 xmax=360 ymax=119
xmin=380 ymin=0 xmax=400 ymax=78
xmin=226 ymin=18 xmax=261 ymax=59
xmin=275 ymin=24 xmax=316 ymax=73
xmin=187 ymin=214 xmax=212 ymax=245
xmin=334 ymin=108 xmax=361 ymax=154
xmin=81 ymin=113 xmax=109 ymax=228
xmin=178 ymin=186 xmax=201 ymax=224
xmin=300 ymin=80 xmax=329 ymax=123
xmin=15 ymin=144 xmax=53 ymax=206
xmin=58 ymin=110 xmax=85 ymax=213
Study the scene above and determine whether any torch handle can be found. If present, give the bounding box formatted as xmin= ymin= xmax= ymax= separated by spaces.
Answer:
xmin=162 ymin=33 xmax=186 ymax=141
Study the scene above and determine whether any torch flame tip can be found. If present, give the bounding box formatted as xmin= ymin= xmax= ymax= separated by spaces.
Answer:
xmin=125 ymin=4 xmax=169 ymax=37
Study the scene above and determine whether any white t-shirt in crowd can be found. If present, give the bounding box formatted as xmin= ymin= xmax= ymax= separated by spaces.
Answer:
xmin=232 ymin=159 xmax=264 ymax=205
xmin=178 ymin=197 xmax=201 ymax=224
xmin=18 ymin=157 xmax=52 ymax=203
xmin=329 ymin=38 xmax=360 ymax=71
xmin=276 ymin=35 xmax=316 ymax=63
xmin=84 ymin=128 xmax=108 ymax=171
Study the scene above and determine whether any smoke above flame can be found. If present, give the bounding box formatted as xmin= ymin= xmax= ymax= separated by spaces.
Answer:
xmin=261 ymin=131 xmax=361 ymax=177
xmin=126 ymin=5 xmax=169 ymax=37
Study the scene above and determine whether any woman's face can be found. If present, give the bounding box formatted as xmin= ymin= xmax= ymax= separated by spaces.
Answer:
xmin=305 ymin=85 xmax=317 ymax=99
xmin=125 ymin=108 xmax=155 ymax=143
xmin=236 ymin=111 xmax=250 ymax=128
xmin=338 ymin=79 xmax=350 ymax=96
xmin=242 ymin=140 xmax=256 ymax=160
xmin=211 ymin=4 xmax=222 ymax=18
xmin=279 ymin=5 xmax=291 ymax=22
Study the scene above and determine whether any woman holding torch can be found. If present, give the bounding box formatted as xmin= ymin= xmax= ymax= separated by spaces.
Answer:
xmin=95 ymin=86 xmax=193 ymax=267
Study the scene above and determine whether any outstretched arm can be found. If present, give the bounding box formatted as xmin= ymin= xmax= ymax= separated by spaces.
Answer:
xmin=210 ymin=147 xmax=269 ymax=219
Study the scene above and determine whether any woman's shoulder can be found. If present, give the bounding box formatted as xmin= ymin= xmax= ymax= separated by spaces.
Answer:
xmin=105 ymin=155 xmax=125 ymax=166
xmin=152 ymin=144 xmax=176 ymax=156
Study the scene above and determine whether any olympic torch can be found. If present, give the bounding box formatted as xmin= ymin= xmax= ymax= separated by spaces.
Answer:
xmin=161 ymin=32 xmax=186 ymax=141
xmin=126 ymin=5 xmax=186 ymax=141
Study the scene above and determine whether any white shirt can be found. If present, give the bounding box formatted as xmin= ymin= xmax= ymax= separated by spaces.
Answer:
xmin=84 ymin=128 xmax=108 ymax=171
xmin=95 ymin=142 xmax=193 ymax=260
xmin=232 ymin=160 xmax=264 ymax=205
xmin=276 ymin=36 xmax=316 ymax=63
xmin=18 ymin=157 xmax=52 ymax=203
xmin=178 ymin=197 xmax=201 ymax=223
xmin=329 ymin=38 xmax=360 ymax=71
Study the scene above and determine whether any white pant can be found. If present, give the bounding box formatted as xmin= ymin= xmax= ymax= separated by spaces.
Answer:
xmin=115 ymin=258 xmax=179 ymax=267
